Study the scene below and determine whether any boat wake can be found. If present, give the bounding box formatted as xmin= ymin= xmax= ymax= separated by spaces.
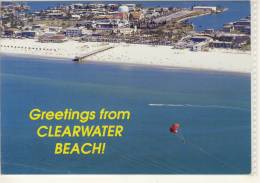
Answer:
xmin=148 ymin=103 xmax=249 ymax=111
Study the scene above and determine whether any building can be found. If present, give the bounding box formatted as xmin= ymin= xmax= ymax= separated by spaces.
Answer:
xmin=118 ymin=5 xmax=129 ymax=20
xmin=210 ymin=41 xmax=233 ymax=48
xmin=233 ymin=18 xmax=250 ymax=26
xmin=233 ymin=19 xmax=251 ymax=34
xmin=204 ymin=29 xmax=214 ymax=34
xmin=211 ymin=33 xmax=250 ymax=48
xmin=95 ymin=19 xmax=128 ymax=30
xmin=39 ymin=34 xmax=66 ymax=43
xmin=217 ymin=33 xmax=249 ymax=43
xmin=65 ymin=27 xmax=82 ymax=37
xmin=32 ymin=24 xmax=45 ymax=31
xmin=190 ymin=36 xmax=209 ymax=43
xmin=70 ymin=3 xmax=84 ymax=9
xmin=234 ymin=25 xmax=251 ymax=34
xmin=77 ymin=20 xmax=95 ymax=29
xmin=118 ymin=5 xmax=129 ymax=13
xmin=48 ymin=26 xmax=63 ymax=33
xmin=192 ymin=41 xmax=209 ymax=51
xmin=94 ymin=15 xmax=114 ymax=20
xmin=114 ymin=27 xmax=135 ymax=35
xmin=222 ymin=18 xmax=251 ymax=34
xmin=21 ymin=31 xmax=37 ymax=38
xmin=3 ymin=28 xmax=19 ymax=37
xmin=129 ymin=11 xmax=144 ymax=21
xmin=223 ymin=23 xmax=234 ymax=33
xmin=71 ymin=14 xmax=81 ymax=20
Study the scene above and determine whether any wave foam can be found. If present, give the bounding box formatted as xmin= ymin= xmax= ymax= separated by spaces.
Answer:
xmin=148 ymin=103 xmax=249 ymax=111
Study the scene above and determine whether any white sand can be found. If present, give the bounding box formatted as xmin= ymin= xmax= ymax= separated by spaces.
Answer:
xmin=0 ymin=38 xmax=253 ymax=73
xmin=0 ymin=38 xmax=109 ymax=59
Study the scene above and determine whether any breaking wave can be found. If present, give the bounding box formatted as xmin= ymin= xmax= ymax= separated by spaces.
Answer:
xmin=148 ymin=103 xmax=249 ymax=111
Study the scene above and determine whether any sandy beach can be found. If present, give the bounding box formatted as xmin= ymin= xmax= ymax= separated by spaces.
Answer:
xmin=0 ymin=38 xmax=253 ymax=73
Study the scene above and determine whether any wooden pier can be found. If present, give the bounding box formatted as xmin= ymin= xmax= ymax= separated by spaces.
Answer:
xmin=73 ymin=46 xmax=114 ymax=62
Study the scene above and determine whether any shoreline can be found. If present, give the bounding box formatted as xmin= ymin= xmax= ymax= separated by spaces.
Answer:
xmin=1 ymin=52 xmax=251 ymax=76
xmin=85 ymin=59 xmax=251 ymax=75
xmin=0 ymin=52 xmax=71 ymax=61
xmin=177 ymin=11 xmax=212 ymax=23
xmin=0 ymin=38 xmax=253 ymax=74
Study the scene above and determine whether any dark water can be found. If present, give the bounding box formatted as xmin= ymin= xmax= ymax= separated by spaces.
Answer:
xmin=16 ymin=1 xmax=251 ymax=31
xmin=1 ymin=55 xmax=251 ymax=174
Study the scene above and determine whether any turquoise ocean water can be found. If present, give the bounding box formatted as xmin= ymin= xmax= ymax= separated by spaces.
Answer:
xmin=1 ymin=55 xmax=251 ymax=174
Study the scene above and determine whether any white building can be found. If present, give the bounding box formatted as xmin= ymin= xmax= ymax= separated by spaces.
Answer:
xmin=118 ymin=5 xmax=129 ymax=13
xmin=71 ymin=14 xmax=81 ymax=20
xmin=48 ymin=26 xmax=63 ymax=33
xmin=66 ymin=27 xmax=82 ymax=37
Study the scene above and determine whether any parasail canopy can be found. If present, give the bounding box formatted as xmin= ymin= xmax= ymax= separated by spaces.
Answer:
xmin=169 ymin=123 xmax=180 ymax=134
